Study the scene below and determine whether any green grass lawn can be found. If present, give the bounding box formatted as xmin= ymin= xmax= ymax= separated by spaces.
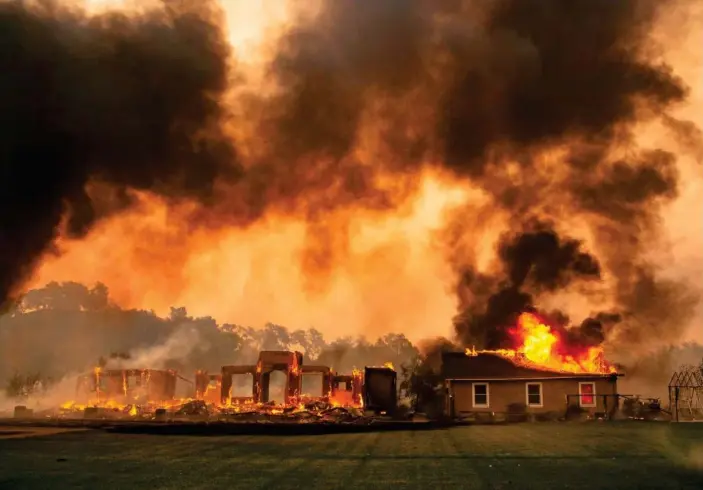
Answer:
xmin=1 ymin=422 xmax=703 ymax=489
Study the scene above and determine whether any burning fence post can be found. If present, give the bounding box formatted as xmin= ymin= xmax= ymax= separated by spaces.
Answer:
xmin=352 ymin=370 xmax=363 ymax=406
xmin=94 ymin=367 xmax=102 ymax=401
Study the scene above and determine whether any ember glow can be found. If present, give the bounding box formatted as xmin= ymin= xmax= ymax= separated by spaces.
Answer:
xmin=466 ymin=312 xmax=616 ymax=374
xmin=55 ymin=360 xmax=371 ymax=422
xmin=58 ymin=388 xmax=366 ymax=421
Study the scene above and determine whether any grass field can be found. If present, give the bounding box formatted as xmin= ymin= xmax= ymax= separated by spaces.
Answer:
xmin=1 ymin=422 xmax=703 ymax=489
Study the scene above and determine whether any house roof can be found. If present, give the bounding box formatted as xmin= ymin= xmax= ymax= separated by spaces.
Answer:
xmin=441 ymin=351 xmax=621 ymax=380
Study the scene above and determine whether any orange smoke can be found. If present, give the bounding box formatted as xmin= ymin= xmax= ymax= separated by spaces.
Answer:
xmin=466 ymin=312 xmax=616 ymax=374
xmin=29 ymin=173 xmax=470 ymax=341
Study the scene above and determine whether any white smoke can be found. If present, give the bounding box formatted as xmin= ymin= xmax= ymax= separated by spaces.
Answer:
xmin=0 ymin=372 xmax=80 ymax=414
xmin=0 ymin=324 xmax=206 ymax=413
xmin=105 ymin=323 xmax=206 ymax=370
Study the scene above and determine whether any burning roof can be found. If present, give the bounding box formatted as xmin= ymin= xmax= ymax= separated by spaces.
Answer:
xmin=459 ymin=312 xmax=618 ymax=376
xmin=443 ymin=352 xmax=619 ymax=381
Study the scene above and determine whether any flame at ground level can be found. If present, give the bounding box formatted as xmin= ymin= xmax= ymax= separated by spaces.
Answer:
xmin=57 ymin=396 xmax=366 ymax=423
xmin=466 ymin=312 xmax=616 ymax=374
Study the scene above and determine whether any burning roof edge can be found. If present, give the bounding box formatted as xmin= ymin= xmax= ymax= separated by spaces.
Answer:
xmin=441 ymin=351 xmax=623 ymax=378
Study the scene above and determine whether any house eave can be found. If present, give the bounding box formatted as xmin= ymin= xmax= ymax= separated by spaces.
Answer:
xmin=446 ymin=374 xmax=622 ymax=382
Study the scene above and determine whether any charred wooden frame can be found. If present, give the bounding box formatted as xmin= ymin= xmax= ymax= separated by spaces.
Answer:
xmin=301 ymin=365 xmax=333 ymax=398
xmin=75 ymin=369 xmax=177 ymax=403
xmin=220 ymin=365 xmax=257 ymax=404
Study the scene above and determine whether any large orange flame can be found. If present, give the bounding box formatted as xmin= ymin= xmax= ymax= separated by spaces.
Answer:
xmin=466 ymin=312 xmax=616 ymax=374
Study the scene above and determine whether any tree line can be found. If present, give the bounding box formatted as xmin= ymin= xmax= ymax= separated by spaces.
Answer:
xmin=1 ymin=282 xmax=421 ymax=398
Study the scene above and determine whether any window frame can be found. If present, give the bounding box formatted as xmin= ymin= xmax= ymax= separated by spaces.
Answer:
xmin=525 ymin=382 xmax=543 ymax=408
xmin=472 ymin=382 xmax=489 ymax=408
xmin=578 ymin=382 xmax=597 ymax=408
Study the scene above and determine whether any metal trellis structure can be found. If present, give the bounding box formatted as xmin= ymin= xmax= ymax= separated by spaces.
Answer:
xmin=669 ymin=368 xmax=703 ymax=422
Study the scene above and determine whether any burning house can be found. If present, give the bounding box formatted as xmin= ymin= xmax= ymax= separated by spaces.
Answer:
xmin=444 ymin=352 xmax=620 ymax=419
xmin=442 ymin=312 xmax=622 ymax=420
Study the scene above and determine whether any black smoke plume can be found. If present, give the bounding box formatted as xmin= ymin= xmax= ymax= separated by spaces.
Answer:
xmin=0 ymin=0 xmax=238 ymax=306
xmin=432 ymin=0 xmax=697 ymax=348
xmin=454 ymin=222 xmax=603 ymax=349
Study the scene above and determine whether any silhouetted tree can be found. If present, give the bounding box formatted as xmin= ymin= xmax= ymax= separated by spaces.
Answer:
xmin=19 ymin=281 xmax=111 ymax=312
xmin=5 ymin=372 xmax=51 ymax=398
xmin=0 ymin=282 xmax=421 ymax=388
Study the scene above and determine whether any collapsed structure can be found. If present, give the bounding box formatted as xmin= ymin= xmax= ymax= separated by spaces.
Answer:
xmin=70 ymin=350 xmax=397 ymax=419
xmin=75 ymin=368 xmax=178 ymax=405
xmin=199 ymin=351 xmax=370 ymax=408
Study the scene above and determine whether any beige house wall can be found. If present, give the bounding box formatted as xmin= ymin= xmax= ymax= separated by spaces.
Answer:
xmin=449 ymin=377 xmax=618 ymax=416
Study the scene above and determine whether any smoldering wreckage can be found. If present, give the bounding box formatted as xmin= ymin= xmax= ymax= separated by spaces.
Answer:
xmin=9 ymin=351 xmax=400 ymax=432
xmin=4 ymin=312 xmax=673 ymax=432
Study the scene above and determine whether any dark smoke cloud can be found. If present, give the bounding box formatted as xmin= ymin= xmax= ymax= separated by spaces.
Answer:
xmin=0 ymin=0 xmax=238 ymax=306
xmin=432 ymin=0 xmax=697 ymax=349
xmin=254 ymin=0 xmax=693 ymax=340
xmin=439 ymin=0 xmax=686 ymax=174
xmin=235 ymin=0 xmax=437 ymax=222
xmin=454 ymin=223 xmax=602 ymax=349
xmin=0 ymin=0 xmax=699 ymax=353
xmin=260 ymin=0 xmax=429 ymax=162
xmin=662 ymin=115 xmax=703 ymax=163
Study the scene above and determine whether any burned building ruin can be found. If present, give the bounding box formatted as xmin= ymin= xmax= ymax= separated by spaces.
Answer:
xmin=75 ymin=368 xmax=178 ymax=404
xmin=194 ymin=371 xmax=222 ymax=405
xmin=208 ymin=350 xmax=392 ymax=409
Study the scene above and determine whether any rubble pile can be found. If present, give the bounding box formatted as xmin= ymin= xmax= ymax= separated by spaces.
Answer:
xmin=49 ymin=399 xmax=376 ymax=424
xmin=7 ymin=351 xmax=399 ymax=425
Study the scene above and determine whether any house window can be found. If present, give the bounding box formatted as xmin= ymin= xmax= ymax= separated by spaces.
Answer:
xmin=579 ymin=382 xmax=596 ymax=407
xmin=526 ymin=382 xmax=543 ymax=407
xmin=472 ymin=383 xmax=489 ymax=408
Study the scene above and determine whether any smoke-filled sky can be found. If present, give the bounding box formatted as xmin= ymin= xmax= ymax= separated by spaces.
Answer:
xmin=2 ymin=0 xmax=701 ymax=351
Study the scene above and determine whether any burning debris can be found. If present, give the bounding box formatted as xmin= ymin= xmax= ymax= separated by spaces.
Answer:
xmin=58 ymin=367 xmax=183 ymax=418
xmin=47 ymin=350 xmax=397 ymax=424
xmin=465 ymin=312 xmax=616 ymax=374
